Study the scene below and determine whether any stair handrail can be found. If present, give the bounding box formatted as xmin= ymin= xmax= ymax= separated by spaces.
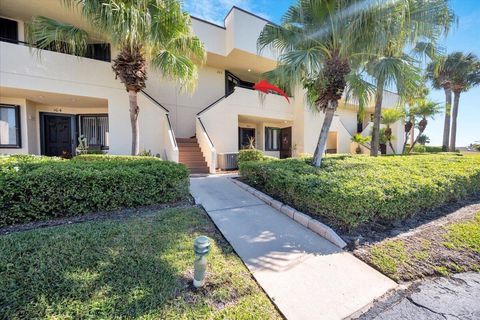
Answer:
xmin=141 ymin=90 xmax=170 ymax=113
xmin=140 ymin=90 xmax=178 ymax=152
xmin=197 ymin=117 xmax=215 ymax=151
xmin=197 ymin=90 xmax=235 ymax=116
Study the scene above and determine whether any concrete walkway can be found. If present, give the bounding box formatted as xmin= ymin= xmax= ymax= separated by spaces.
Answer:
xmin=190 ymin=175 xmax=396 ymax=320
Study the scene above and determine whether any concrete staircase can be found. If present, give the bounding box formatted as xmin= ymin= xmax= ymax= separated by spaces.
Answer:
xmin=176 ymin=137 xmax=209 ymax=174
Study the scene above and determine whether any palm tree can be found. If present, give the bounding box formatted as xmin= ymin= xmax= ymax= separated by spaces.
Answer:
xmin=367 ymin=52 xmax=420 ymax=156
xmin=258 ymin=0 xmax=454 ymax=167
xmin=409 ymin=101 xmax=441 ymax=152
xmin=402 ymin=82 xmax=429 ymax=153
xmin=381 ymin=108 xmax=404 ymax=154
xmin=449 ymin=52 xmax=480 ymax=151
xmin=26 ymin=0 xmax=205 ymax=155
xmin=426 ymin=55 xmax=456 ymax=151
xmin=417 ymin=134 xmax=430 ymax=145
xmin=351 ymin=133 xmax=371 ymax=154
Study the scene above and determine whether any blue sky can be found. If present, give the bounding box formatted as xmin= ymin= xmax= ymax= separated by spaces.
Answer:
xmin=183 ymin=0 xmax=479 ymax=147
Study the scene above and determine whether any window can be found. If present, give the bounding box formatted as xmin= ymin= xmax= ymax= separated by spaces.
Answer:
xmin=79 ymin=115 xmax=109 ymax=149
xmin=85 ymin=43 xmax=111 ymax=62
xmin=239 ymin=127 xmax=255 ymax=149
xmin=0 ymin=105 xmax=21 ymax=148
xmin=0 ymin=17 xmax=18 ymax=43
xmin=265 ymin=127 xmax=280 ymax=151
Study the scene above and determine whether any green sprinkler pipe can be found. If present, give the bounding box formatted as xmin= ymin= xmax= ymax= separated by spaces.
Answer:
xmin=193 ymin=235 xmax=211 ymax=288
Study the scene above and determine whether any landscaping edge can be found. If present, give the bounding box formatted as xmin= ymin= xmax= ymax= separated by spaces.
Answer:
xmin=229 ymin=177 xmax=347 ymax=248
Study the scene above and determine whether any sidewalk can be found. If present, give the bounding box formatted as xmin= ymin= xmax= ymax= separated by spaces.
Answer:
xmin=190 ymin=175 xmax=396 ymax=320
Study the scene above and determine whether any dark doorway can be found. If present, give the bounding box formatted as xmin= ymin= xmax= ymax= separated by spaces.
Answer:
xmin=225 ymin=71 xmax=255 ymax=96
xmin=41 ymin=114 xmax=75 ymax=157
xmin=280 ymin=127 xmax=292 ymax=159
xmin=239 ymin=127 xmax=256 ymax=149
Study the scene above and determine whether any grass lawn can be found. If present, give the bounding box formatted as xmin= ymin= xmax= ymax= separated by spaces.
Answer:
xmin=354 ymin=211 xmax=480 ymax=282
xmin=0 ymin=207 xmax=281 ymax=319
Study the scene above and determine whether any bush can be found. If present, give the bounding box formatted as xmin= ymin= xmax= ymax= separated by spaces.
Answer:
xmin=413 ymin=145 xmax=444 ymax=153
xmin=0 ymin=155 xmax=189 ymax=226
xmin=238 ymin=149 xmax=270 ymax=163
xmin=239 ymin=154 xmax=480 ymax=231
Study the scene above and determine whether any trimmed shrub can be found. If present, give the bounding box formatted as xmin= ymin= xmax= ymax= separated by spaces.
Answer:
xmin=238 ymin=149 xmax=270 ymax=163
xmin=413 ymin=145 xmax=444 ymax=153
xmin=240 ymin=154 xmax=480 ymax=231
xmin=0 ymin=155 xmax=189 ymax=226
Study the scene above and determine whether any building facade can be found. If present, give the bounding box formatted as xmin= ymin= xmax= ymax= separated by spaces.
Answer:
xmin=0 ymin=1 xmax=404 ymax=173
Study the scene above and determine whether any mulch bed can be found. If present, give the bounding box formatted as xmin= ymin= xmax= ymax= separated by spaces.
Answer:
xmin=342 ymin=196 xmax=480 ymax=246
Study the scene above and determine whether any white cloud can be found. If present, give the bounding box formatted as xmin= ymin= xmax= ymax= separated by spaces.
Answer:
xmin=182 ymin=0 xmax=271 ymax=26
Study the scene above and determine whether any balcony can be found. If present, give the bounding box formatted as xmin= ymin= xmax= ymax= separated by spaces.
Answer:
xmin=0 ymin=37 xmax=111 ymax=63
xmin=0 ymin=40 xmax=122 ymax=98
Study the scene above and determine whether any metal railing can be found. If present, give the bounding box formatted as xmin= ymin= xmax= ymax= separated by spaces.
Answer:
xmin=0 ymin=37 xmax=111 ymax=62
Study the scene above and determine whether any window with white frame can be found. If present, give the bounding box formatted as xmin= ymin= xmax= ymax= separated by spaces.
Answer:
xmin=79 ymin=115 xmax=109 ymax=149
xmin=265 ymin=127 xmax=280 ymax=151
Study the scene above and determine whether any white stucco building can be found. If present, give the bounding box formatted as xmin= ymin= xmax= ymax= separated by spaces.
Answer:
xmin=0 ymin=1 xmax=404 ymax=173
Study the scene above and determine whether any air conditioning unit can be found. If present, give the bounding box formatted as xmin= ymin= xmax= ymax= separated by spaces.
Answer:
xmin=217 ymin=153 xmax=238 ymax=170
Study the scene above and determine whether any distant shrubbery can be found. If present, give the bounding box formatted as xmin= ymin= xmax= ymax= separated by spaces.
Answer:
xmin=240 ymin=154 xmax=480 ymax=231
xmin=0 ymin=155 xmax=189 ymax=226
xmin=413 ymin=145 xmax=445 ymax=153
xmin=238 ymin=149 xmax=273 ymax=163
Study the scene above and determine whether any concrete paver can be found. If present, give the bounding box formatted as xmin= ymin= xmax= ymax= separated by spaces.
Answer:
xmin=190 ymin=176 xmax=397 ymax=320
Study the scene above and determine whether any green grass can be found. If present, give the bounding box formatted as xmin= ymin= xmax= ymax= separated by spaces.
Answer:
xmin=370 ymin=240 xmax=409 ymax=280
xmin=443 ymin=212 xmax=480 ymax=254
xmin=360 ymin=212 xmax=480 ymax=282
xmin=0 ymin=207 xmax=281 ymax=319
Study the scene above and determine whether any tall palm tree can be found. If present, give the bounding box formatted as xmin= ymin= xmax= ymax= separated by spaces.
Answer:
xmin=367 ymin=52 xmax=420 ymax=156
xmin=426 ymin=55 xmax=456 ymax=151
xmin=409 ymin=101 xmax=441 ymax=152
xmin=258 ymin=0 xmax=454 ymax=167
xmin=26 ymin=0 xmax=205 ymax=155
xmin=449 ymin=52 xmax=480 ymax=151
xmin=381 ymin=108 xmax=404 ymax=154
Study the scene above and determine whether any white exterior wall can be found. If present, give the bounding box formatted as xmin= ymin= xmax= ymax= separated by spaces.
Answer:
xmin=199 ymin=87 xmax=293 ymax=154
xmin=0 ymin=41 xmax=169 ymax=156
xmin=0 ymin=6 xmax=405 ymax=160
xmin=145 ymin=66 xmax=225 ymax=138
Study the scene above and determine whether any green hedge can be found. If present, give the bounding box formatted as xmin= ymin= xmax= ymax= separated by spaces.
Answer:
xmin=413 ymin=145 xmax=444 ymax=153
xmin=0 ymin=155 xmax=189 ymax=226
xmin=240 ymin=154 xmax=480 ymax=231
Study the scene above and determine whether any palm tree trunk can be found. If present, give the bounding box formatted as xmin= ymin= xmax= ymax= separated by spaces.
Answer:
xmin=449 ymin=91 xmax=460 ymax=151
xmin=388 ymin=140 xmax=396 ymax=154
xmin=409 ymin=115 xmax=414 ymax=146
xmin=442 ymin=87 xmax=452 ymax=151
xmin=409 ymin=119 xmax=427 ymax=153
xmin=128 ymin=90 xmax=140 ymax=155
xmin=312 ymin=101 xmax=337 ymax=167
xmin=370 ymin=79 xmax=384 ymax=156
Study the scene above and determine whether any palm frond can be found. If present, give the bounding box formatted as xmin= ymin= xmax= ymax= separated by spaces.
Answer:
xmin=25 ymin=16 xmax=89 ymax=56
xmin=344 ymin=71 xmax=375 ymax=119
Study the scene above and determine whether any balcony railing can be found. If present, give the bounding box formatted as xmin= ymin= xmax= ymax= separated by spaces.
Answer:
xmin=0 ymin=37 xmax=111 ymax=62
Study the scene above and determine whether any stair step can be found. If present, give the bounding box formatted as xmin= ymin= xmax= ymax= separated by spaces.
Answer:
xmin=183 ymin=161 xmax=208 ymax=167
xmin=180 ymin=157 xmax=206 ymax=162
xmin=178 ymin=145 xmax=201 ymax=150
xmin=177 ymin=142 xmax=199 ymax=147
xmin=189 ymin=167 xmax=209 ymax=174
xmin=176 ymin=138 xmax=197 ymax=143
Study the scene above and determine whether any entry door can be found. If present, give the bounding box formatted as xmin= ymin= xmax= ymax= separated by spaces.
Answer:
xmin=280 ymin=127 xmax=292 ymax=159
xmin=43 ymin=115 xmax=74 ymax=157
